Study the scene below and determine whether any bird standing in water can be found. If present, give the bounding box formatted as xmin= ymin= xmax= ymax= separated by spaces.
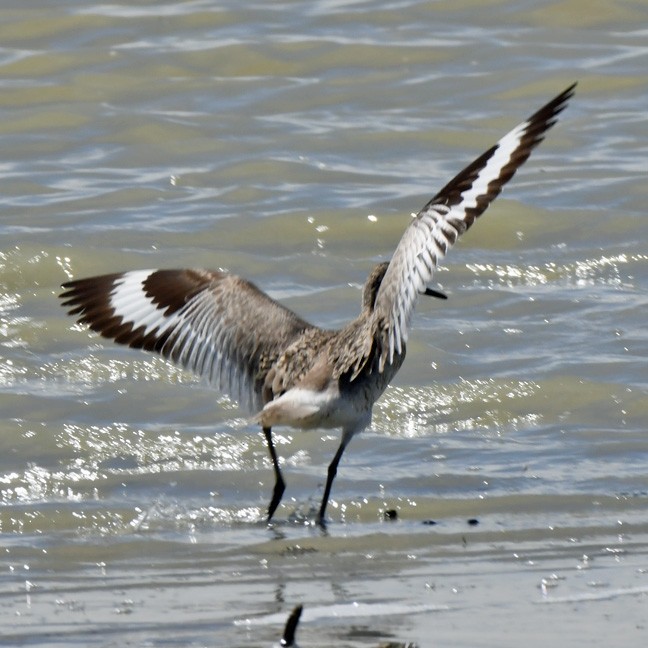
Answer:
xmin=61 ymin=83 xmax=576 ymax=526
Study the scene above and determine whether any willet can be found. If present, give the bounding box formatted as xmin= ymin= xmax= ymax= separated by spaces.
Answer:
xmin=60 ymin=83 xmax=576 ymax=525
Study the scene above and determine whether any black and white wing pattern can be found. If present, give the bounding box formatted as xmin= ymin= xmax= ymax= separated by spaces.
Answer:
xmin=60 ymin=269 xmax=313 ymax=413
xmin=374 ymin=83 xmax=576 ymax=369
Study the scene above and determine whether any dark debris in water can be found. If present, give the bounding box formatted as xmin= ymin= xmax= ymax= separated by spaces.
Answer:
xmin=422 ymin=517 xmax=477 ymax=526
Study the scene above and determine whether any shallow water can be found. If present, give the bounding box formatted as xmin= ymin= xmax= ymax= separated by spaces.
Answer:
xmin=1 ymin=1 xmax=648 ymax=646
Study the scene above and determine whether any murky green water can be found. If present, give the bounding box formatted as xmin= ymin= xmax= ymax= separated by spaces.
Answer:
xmin=2 ymin=1 xmax=647 ymax=646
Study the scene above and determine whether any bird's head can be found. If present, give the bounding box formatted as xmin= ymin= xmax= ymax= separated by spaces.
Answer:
xmin=362 ymin=261 xmax=390 ymax=311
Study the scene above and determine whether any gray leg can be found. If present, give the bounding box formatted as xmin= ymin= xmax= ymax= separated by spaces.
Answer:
xmin=263 ymin=427 xmax=285 ymax=522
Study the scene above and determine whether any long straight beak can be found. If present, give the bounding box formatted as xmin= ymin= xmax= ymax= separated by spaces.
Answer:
xmin=423 ymin=287 xmax=448 ymax=300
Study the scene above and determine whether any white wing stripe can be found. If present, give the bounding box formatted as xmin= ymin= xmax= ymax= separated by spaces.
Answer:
xmin=110 ymin=270 xmax=153 ymax=320
xmin=459 ymin=123 xmax=525 ymax=209
xmin=109 ymin=270 xmax=181 ymax=338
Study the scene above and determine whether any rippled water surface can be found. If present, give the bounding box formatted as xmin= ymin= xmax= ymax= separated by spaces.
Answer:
xmin=2 ymin=1 xmax=648 ymax=646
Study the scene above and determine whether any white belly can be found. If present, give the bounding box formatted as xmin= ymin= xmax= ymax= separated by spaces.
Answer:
xmin=257 ymin=384 xmax=372 ymax=434
xmin=256 ymin=352 xmax=404 ymax=434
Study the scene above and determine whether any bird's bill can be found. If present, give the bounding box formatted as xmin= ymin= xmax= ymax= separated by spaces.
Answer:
xmin=423 ymin=286 xmax=448 ymax=300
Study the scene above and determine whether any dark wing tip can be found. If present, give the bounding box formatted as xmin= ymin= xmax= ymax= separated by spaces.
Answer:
xmin=59 ymin=274 xmax=122 ymax=311
xmin=533 ymin=81 xmax=578 ymax=122
xmin=421 ymin=82 xmax=577 ymax=220
xmin=518 ymin=81 xmax=577 ymax=146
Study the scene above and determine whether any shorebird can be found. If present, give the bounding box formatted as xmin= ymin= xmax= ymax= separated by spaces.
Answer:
xmin=60 ymin=83 xmax=576 ymax=525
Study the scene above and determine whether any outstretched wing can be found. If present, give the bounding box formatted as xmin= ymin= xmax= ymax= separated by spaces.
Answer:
xmin=60 ymin=269 xmax=313 ymax=413
xmin=374 ymin=83 xmax=576 ymax=369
